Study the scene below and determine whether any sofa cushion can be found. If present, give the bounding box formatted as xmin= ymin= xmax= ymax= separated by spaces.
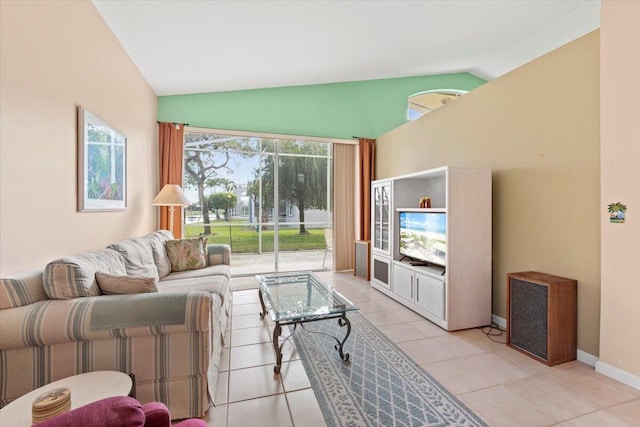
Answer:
xmin=159 ymin=264 xmax=231 ymax=282
xmin=107 ymin=238 xmax=159 ymax=283
xmin=90 ymin=293 xmax=196 ymax=330
xmin=165 ymin=238 xmax=207 ymax=272
xmin=157 ymin=275 xmax=229 ymax=303
xmin=156 ymin=274 xmax=231 ymax=321
xmin=142 ymin=230 xmax=174 ymax=278
xmin=95 ymin=272 xmax=158 ymax=295
xmin=0 ymin=270 xmax=48 ymax=310
xmin=43 ymin=249 xmax=126 ymax=299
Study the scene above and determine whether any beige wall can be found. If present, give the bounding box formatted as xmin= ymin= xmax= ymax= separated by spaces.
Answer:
xmin=377 ymin=32 xmax=601 ymax=355
xmin=0 ymin=1 xmax=158 ymax=275
xmin=599 ymin=2 xmax=640 ymax=378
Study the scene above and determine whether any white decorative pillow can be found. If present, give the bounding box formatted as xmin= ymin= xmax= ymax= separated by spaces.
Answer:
xmin=165 ymin=237 xmax=208 ymax=272
xmin=95 ymin=272 xmax=157 ymax=295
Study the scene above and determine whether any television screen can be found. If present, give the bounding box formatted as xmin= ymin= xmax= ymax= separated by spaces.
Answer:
xmin=399 ymin=211 xmax=447 ymax=267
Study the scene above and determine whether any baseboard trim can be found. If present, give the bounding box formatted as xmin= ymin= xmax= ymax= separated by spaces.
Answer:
xmin=490 ymin=314 xmax=599 ymax=367
xmin=484 ymin=315 xmax=638 ymax=390
xmin=595 ymin=361 xmax=640 ymax=391
xmin=577 ymin=349 xmax=598 ymax=367
xmin=491 ymin=314 xmax=506 ymax=330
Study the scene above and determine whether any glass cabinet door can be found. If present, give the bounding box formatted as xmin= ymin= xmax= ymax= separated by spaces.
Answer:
xmin=372 ymin=182 xmax=391 ymax=253
xmin=381 ymin=185 xmax=389 ymax=251
xmin=374 ymin=186 xmax=381 ymax=249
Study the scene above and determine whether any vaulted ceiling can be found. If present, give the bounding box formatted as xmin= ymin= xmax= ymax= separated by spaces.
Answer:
xmin=93 ymin=0 xmax=600 ymax=96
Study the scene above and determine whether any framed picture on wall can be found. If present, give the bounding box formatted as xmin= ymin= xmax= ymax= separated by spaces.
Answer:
xmin=77 ymin=106 xmax=127 ymax=212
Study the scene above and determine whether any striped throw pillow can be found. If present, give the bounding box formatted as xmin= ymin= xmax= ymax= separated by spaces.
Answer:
xmin=43 ymin=249 xmax=127 ymax=299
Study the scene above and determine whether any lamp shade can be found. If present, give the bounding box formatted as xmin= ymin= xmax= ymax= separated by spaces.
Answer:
xmin=152 ymin=184 xmax=191 ymax=206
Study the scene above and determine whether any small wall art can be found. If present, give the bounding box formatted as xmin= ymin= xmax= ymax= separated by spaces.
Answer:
xmin=77 ymin=106 xmax=127 ymax=212
xmin=607 ymin=202 xmax=627 ymax=223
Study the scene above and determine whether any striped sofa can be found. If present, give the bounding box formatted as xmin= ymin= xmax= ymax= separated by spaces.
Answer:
xmin=0 ymin=231 xmax=232 ymax=420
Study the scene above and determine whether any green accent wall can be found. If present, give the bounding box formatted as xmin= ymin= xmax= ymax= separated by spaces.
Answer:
xmin=158 ymin=73 xmax=486 ymax=139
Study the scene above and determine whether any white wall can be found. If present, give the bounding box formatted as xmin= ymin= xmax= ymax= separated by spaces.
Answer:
xmin=598 ymin=0 xmax=640 ymax=383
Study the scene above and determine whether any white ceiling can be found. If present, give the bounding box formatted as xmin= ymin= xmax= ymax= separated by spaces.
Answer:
xmin=92 ymin=0 xmax=600 ymax=96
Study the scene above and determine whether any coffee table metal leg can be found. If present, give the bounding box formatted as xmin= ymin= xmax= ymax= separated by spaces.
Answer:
xmin=258 ymin=288 xmax=267 ymax=319
xmin=335 ymin=314 xmax=351 ymax=361
xmin=297 ymin=314 xmax=352 ymax=362
xmin=273 ymin=322 xmax=282 ymax=373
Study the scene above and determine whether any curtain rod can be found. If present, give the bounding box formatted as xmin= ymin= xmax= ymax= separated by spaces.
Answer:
xmin=156 ymin=121 xmax=189 ymax=126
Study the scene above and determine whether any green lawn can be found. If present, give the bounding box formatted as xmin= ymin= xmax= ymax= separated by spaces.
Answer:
xmin=184 ymin=221 xmax=326 ymax=253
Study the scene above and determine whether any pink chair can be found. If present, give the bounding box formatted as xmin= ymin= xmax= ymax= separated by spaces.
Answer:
xmin=35 ymin=396 xmax=207 ymax=427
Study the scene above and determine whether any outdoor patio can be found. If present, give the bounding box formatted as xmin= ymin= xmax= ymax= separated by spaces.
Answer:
xmin=229 ymin=249 xmax=332 ymax=276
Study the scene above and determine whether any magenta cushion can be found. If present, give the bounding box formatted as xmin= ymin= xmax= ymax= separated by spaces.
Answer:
xmin=173 ymin=419 xmax=209 ymax=427
xmin=141 ymin=401 xmax=207 ymax=426
xmin=141 ymin=402 xmax=170 ymax=427
xmin=35 ymin=396 xmax=145 ymax=427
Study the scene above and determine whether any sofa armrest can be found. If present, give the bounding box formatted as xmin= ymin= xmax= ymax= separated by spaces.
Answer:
xmin=206 ymin=244 xmax=231 ymax=266
xmin=0 ymin=291 xmax=212 ymax=351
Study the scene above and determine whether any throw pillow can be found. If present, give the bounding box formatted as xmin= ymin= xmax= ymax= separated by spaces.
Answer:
xmin=107 ymin=238 xmax=160 ymax=283
xmin=165 ymin=237 xmax=208 ymax=272
xmin=43 ymin=249 xmax=127 ymax=300
xmin=95 ymin=272 xmax=158 ymax=295
xmin=142 ymin=230 xmax=174 ymax=279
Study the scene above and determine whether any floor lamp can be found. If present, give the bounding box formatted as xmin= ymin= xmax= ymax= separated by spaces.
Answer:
xmin=152 ymin=184 xmax=191 ymax=236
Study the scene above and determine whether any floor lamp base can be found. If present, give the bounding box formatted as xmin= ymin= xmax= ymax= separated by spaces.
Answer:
xmin=168 ymin=206 xmax=176 ymax=236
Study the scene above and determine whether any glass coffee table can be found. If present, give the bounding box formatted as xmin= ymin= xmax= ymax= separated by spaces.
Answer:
xmin=256 ymin=272 xmax=359 ymax=373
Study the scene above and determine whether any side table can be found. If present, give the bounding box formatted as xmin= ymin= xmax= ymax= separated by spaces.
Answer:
xmin=0 ymin=371 xmax=133 ymax=427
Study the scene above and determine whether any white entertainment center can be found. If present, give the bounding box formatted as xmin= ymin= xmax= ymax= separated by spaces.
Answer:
xmin=370 ymin=166 xmax=492 ymax=331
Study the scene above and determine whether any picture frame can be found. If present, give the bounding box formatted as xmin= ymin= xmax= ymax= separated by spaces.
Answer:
xmin=77 ymin=106 xmax=127 ymax=212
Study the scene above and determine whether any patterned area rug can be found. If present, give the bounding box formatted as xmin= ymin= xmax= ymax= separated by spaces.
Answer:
xmin=229 ymin=276 xmax=259 ymax=291
xmin=292 ymin=312 xmax=488 ymax=427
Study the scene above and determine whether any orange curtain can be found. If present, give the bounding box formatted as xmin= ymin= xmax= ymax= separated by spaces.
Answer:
xmin=358 ymin=138 xmax=375 ymax=241
xmin=158 ymin=122 xmax=185 ymax=238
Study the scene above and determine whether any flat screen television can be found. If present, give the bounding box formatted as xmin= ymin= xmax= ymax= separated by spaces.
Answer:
xmin=398 ymin=211 xmax=447 ymax=267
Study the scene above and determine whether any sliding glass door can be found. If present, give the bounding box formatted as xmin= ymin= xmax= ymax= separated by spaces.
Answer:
xmin=276 ymin=140 xmax=332 ymax=272
xmin=183 ymin=130 xmax=332 ymax=275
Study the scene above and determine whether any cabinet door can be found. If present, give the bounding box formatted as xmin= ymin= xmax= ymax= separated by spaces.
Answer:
xmin=381 ymin=185 xmax=390 ymax=251
xmin=371 ymin=256 xmax=391 ymax=289
xmin=373 ymin=185 xmax=382 ymax=250
xmin=393 ymin=264 xmax=414 ymax=302
xmin=415 ymin=272 xmax=446 ymax=320
xmin=372 ymin=182 xmax=391 ymax=254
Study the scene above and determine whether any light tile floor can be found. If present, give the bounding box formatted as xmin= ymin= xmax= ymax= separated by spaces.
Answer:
xmin=200 ymin=272 xmax=640 ymax=427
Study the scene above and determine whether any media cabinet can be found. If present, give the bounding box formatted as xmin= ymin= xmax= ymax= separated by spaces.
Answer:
xmin=370 ymin=166 xmax=492 ymax=331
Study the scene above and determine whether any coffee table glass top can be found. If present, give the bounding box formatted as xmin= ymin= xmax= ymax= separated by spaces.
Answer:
xmin=256 ymin=272 xmax=358 ymax=322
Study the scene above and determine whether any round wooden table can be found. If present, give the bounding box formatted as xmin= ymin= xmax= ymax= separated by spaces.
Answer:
xmin=0 ymin=371 xmax=133 ymax=426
